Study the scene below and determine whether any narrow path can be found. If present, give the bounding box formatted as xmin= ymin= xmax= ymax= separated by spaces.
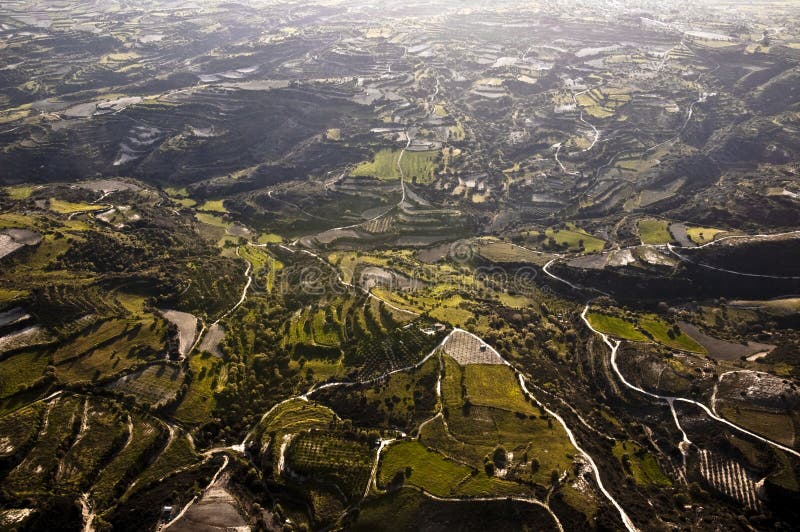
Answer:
xmin=572 ymin=89 xmax=600 ymax=152
xmin=188 ymin=246 xmax=253 ymax=355
xmin=80 ymin=493 xmax=95 ymax=532
xmin=277 ymin=434 xmax=296 ymax=477
xmin=523 ymin=379 xmax=615 ymax=442
xmin=543 ymin=259 xmax=610 ymax=296
xmin=518 ymin=375 xmax=638 ymax=532
xmin=423 ymin=491 xmax=565 ymax=532
xmin=120 ymin=413 xmax=134 ymax=453
xmin=161 ymin=454 xmax=230 ymax=531
xmin=364 ymin=437 xmax=396 ymax=499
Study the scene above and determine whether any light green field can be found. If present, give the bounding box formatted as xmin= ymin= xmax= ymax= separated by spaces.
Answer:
xmin=24 ymin=234 xmax=72 ymax=270
xmin=687 ymin=226 xmax=724 ymax=244
xmin=638 ymin=219 xmax=673 ymax=245
xmin=0 ymin=289 xmax=27 ymax=304
xmin=258 ymin=233 xmax=283 ymax=244
xmin=637 ymin=315 xmax=705 ymax=353
xmin=163 ymin=186 xmax=189 ymax=197
xmin=379 ymin=441 xmax=472 ymax=496
xmin=49 ymin=198 xmax=107 ymax=214
xmin=430 ymin=306 xmax=473 ymax=328
xmin=4 ymin=185 xmax=36 ymax=200
xmin=351 ymin=149 xmax=440 ymax=184
xmin=463 ymin=364 xmax=536 ymax=414
xmin=527 ymin=223 xmax=605 ymax=253
xmin=197 ymin=199 xmax=227 ymax=213
xmin=588 ymin=311 xmax=705 ymax=353
xmin=477 ymin=241 xmax=550 ymax=266
xmin=612 ymin=441 xmax=672 ymax=487
xmin=499 ymin=293 xmax=536 ymax=309
xmin=587 ymin=312 xmax=649 ymax=342
xmin=195 ymin=212 xmax=230 ymax=228
xmin=0 ymin=213 xmax=38 ymax=229
xmin=175 ymin=198 xmax=197 ymax=208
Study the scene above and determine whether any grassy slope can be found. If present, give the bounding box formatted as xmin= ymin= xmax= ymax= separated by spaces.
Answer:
xmin=638 ymin=219 xmax=673 ymax=245
xmin=379 ymin=441 xmax=471 ymax=497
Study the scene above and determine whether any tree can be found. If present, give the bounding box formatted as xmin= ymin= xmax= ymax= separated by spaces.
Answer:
xmin=493 ymin=446 xmax=507 ymax=469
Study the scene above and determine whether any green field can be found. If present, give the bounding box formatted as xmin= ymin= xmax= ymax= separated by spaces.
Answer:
xmin=0 ymin=350 xmax=50 ymax=398
xmin=477 ymin=241 xmax=550 ymax=266
xmin=258 ymin=399 xmax=337 ymax=444
xmin=463 ymin=364 xmax=536 ymax=414
xmin=197 ymin=199 xmax=227 ymax=213
xmin=172 ymin=353 xmax=224 ymax=424
xmin=686 ymin=226 xmax=724 ymax=244
xmin=0 ymin=288 xmax=28 ymax=303
xmin=586 ymin=312 xmax=649 ymax=342
xmin=612 ymin=441 xmax=671 ymax=487
xmin=638 ymin=219 xmax=673 ymax=245
xmin=195 ymin=212 xmax=230 ymax=228
xmin=588 ymin=311 xmax=705 ymax=353
xmin=351 ymin=149 xmax=440 ymax=184
xmin=258 ymin=233 xmax=283 ymax=244
xmin=526 ymin=224 xmax=605 ymax=253
xmin=379 ymin=441 xmax=472 ymax=496
xmin=637 ymin=315 xmax=705 ymax=353
xmin=433 ymin=356 xmax=577 ymax=489
xmin=49 ymin=198 xmax=107 ymax=214
xmin=55 ymin=317 xmax=167 ymax=383
xmin=4 ymin=185 xmax=36 ymax=200
xmin=718 ymin=405 xmax=797 ymax=450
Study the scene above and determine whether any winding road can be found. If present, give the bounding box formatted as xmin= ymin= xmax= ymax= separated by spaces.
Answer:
xmin=580 ymin=305 xmax=800 ymax=460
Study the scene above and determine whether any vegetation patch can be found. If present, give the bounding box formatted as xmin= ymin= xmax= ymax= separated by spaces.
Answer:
xmin=172 ymin=353 xmax=224 ymax=425
xmin=379 ymin=441 xmax=471 ymax=497
xmin=48 ymin=199 xmax=107 ymax=215
xmin=612 ymin=441 xmax=671 ymax=487
xmin=284 ymin=430 xmax=374 ymax=501
xmin=463 ymin=364 xmax=536 ymax=414
xmin=351 ymin=149 xmax=440 ymax=184
xmin=523 ymin=224 xmax=605 ymax=253
xmin=686 ymin=226 xmax=724 ymax=244
xmin=586 ymin=312 xmax=648 ymax=342
xmin=638 ymin=219 xmax=673 ymax=245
